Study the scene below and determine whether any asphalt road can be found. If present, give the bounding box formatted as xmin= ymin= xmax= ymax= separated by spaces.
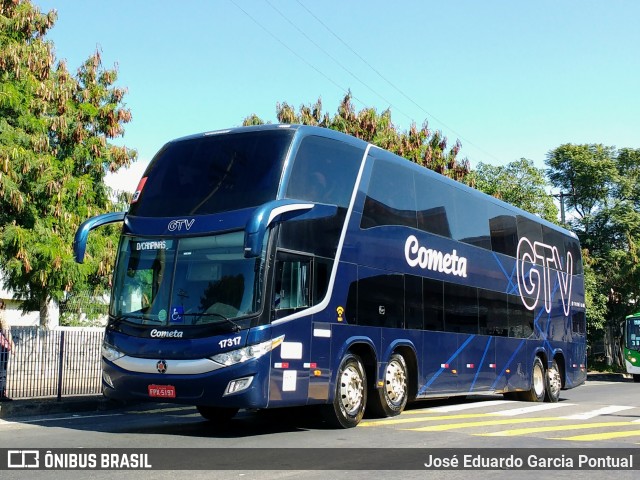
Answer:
xmin=1 ymin=374 xmax=639 ymax=480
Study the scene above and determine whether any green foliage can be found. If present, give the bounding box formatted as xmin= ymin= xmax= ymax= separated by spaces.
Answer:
xmin=473 ymin=158 xmax=558 ymax=222
xmin=243 ymin=92 xmax=472 ymax=184
xmin=546 ymin=144 xmax=618 ymax=219
xmin=0 ymin=0 xmax=137 ymax=326
xmin=546 ymin=143 xmax=640 ymax=360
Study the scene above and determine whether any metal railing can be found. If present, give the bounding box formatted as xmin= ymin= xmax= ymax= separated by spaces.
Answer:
xmin=4 ymin=327 xmax=104 ymax=400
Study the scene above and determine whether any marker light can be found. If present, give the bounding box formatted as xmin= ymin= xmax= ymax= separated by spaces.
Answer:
xmin=224 ymin=376 xmax=254 ymax=395
xmin=212 ymin=335 xmax=284 ymax=367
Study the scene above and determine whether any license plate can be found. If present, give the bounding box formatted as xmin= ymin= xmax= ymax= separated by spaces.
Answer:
xmin=148 ymin=384 xmax=176 ymax=398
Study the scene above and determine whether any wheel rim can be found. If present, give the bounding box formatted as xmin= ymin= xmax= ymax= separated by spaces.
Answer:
xmin=533 ymin=363 xmax=545 ymax=397
xmin=548 ymin=365 xmax=561 ymax=398
xmin=339 ymin=364 xmax=364 ymax=416
xmin=385 ymin=359 xmax=407 ymax=406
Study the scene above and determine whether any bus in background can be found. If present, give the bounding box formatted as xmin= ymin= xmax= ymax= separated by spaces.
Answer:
xmin=623 ymin=312 xmax=640 ymax=382
xmin=74 ymin=124 xmax=586 ymax=428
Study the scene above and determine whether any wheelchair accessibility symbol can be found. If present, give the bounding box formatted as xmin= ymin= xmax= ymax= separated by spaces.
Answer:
xmin=170 ymin=306 xmax=184 ymax=323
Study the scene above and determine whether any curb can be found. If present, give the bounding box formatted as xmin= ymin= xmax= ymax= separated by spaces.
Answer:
xmin=586 ymin=372 xmax=632 ymax=382
xmin=0 ymin=395 xmax=129 ymax=419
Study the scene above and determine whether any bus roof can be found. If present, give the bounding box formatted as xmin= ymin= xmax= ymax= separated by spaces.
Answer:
xmin=165 ymin=124 xmax=578 ymax=241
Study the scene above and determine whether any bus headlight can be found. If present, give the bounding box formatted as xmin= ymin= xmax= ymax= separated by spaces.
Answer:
xmin=102 ymin=341 xmax=125 ymax=362
xmin=211 ymin=335 xmax=284 ymax=367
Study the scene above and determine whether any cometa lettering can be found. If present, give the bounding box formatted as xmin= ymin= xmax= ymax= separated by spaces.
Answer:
xmin=150 ymin=329 xmax=184 ymax=338
xmin=404 ymin=235 xmax=468 ymax=278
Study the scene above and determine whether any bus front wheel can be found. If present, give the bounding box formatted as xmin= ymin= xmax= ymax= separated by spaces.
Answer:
xmin=521 ymin=357 xmax=546 ymax=402
xmin=322 ymin=353 xmax=367 ymax=428
xmin=633 ymin=374 xmax=640 ymax=383
xmin=368 ymin=353 xmax=408 ymax=417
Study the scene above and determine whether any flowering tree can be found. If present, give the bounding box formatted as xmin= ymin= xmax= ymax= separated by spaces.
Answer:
xmin=0 ymin=0 xmax=137 ymax=325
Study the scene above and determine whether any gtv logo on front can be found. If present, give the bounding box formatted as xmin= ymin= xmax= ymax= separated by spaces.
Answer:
xmin=517 ymin=237 xmax=573 ymax=317
xmin=167 ymin=219 xmax=195 ymax=231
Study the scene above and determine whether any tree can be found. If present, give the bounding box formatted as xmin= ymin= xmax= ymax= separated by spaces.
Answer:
xmin=473 ymin=158 xmax=558 ymax=223
xmin=546 ymin=144 xmax=640 ymax=366
xmin=0 ymin=0 xmax=137 ymax=326
xmin=243 ymin=92 xmax=472 ymax=184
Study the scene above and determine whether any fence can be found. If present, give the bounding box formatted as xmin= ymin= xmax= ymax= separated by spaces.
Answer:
xmin=5 ymin=327 xmax=104 ymax=400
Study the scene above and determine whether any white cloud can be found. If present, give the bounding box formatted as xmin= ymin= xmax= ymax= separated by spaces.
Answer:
xmin=104 ymin=161 xmax=150 ymax=193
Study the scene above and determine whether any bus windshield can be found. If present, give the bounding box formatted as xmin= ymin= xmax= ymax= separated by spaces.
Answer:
xmin=627 ymin=317 xmax=640 ymax=352
xmin=110 ymin=231 xmax=266 ymax=330
xmin=128 ymin=129 xmax=294 ymax=217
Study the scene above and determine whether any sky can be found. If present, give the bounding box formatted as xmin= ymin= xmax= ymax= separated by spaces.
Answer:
xmin=33 ymin=0 xmax=640 ymax=194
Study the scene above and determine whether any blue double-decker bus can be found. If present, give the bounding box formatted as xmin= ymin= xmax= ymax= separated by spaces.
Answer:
xmin=74 ymin=124 xmax=586 ymax=428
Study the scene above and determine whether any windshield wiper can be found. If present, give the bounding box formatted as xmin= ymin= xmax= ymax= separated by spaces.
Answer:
xmin=117 ymin=314 xmax=164 ymax=323
xmin=181 ymin=312 xmax=241 ymax=332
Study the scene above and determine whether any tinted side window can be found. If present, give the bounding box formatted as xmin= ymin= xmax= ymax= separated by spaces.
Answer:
xmin=507 ymin=294 xmax=534 ymax=338
xmin=313 ymin=257 xmax=332 ymax=305
xmin=517 ymin=215 xmax=543 ymax=245
xmin=423 ymin=278 xmax=444 ymax=331
xmin=542 ymin=225 xmax=566 ymax=266
xmin=271 ymin=252 xmax=332 ymax=319
xmin=355 ymin=272 xmax=405 ymax=329
xmin=564 ymin=237 xmax=583 ymax=275
xmin=361 ymin=155 xmax=417 ymax=229
xmin=489 ymin=206 xmax=518 ymax=257
xmin=405 ymin=275 xmax=423 ymax=330
xmin=286 ymin=135 xmax=363 ymax=208
xmin=416 ymin=173 xmax=454 ymax=238
xmin=444 ymin=283 xmax=478 ymax=334
xmin=453 ymin=189 xmax=491 ymax=249
xmin=273 ymin=252 xmax=311 ymax=319
xmin=479 ymin=289 xmax=508 ymax=336
xmin=572 ymin=311 xmax=586 ymax=335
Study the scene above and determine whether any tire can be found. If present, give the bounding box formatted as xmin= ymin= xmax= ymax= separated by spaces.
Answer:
xmin=196 ymin=405 xmax=239 ymax=423
xmin=322 ymin=353 xmax=367 ymax=428
xmin=520 ymin=356 xmax=546 ymax=402
xmin=633 ymin=374 xmax=640 ymax=383
xmin=368 ymin=353 xmax=408 ymax=417
xmin=545 ymin=359 xmax=561 ymax=403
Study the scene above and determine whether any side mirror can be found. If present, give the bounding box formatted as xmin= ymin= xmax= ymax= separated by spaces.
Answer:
xmin=244 ymin=200 xmax=337 ymax=257
xmin=74 ymin=212 xmax=126 ymax=263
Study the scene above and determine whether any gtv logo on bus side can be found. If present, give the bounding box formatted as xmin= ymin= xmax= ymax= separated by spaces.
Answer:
xmin=517 ymin=237 xmax=573 ymax=317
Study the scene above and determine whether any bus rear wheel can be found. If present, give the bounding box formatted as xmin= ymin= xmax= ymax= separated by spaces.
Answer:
xmin=521 ymin=357 xmax=546 ymax=402
xmin=545 ymin=359 xmax=561 ymax=403
xmin=197 ymin=405 xmax=239 ymax=424
xmin=368 ymin=353 xmax=408 ymax=417
xmin=322 ymin=353 xmax=367 ymax=428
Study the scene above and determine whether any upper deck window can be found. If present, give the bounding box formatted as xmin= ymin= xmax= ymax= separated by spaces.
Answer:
xmin=285 ymin=135 xmax=364 ymax=208
xmin=129 ymin=130 xmax=294 ymax=217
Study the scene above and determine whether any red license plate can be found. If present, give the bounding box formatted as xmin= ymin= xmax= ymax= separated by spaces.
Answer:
xmin=148 ymin=384 xmax=176 ymax=398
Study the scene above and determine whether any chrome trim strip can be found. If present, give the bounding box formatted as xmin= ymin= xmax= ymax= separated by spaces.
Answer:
xmin=112 ymin=356 xmax=224 ymax=374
